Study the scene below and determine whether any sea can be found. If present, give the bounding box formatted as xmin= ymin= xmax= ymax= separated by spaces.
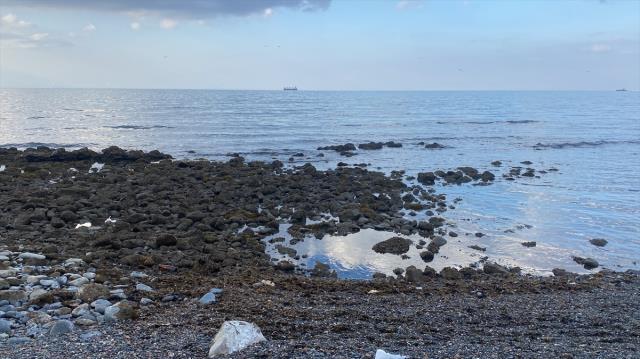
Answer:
xmin=1 ymin=89 xmax=638 ymax=278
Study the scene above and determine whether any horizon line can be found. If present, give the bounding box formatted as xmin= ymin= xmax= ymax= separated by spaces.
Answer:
xmin=0 ymin=87 xmax=636 ymax=92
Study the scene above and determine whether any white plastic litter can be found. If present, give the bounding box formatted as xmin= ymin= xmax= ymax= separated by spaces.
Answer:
xmin=375 ymin=349 xmax=407 ymax=359
xmin=0 ymin=165 xmax=5 ymax=172
xmin=74 ymin=222 xmax=92 ymax=229
xmin=105 ymin=217 xmax=117 ymax=224
xmin=208 ymin=321 xmax=266 ymax=357
xmin=89 ymin=162 xmax=105 ymax=173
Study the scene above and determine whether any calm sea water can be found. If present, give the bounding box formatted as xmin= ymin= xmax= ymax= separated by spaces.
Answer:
xmin=1 ymin=89 xmax=639 ymax=276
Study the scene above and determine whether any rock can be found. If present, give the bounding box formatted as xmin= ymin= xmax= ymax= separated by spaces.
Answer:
xmin=483 ymin=262 xmax=509 ymax=275
xmin=393 ymin=268 xmax=404 ymax=276
xmin=521 ymin=241 xmax=537 ymax=247
xmin=552 ymin=268 xmax=570 ymax=277
xmin=372 ymin=237 xmax=412 ymax=255
xmin=589 ymin=238 xmax=608 ymax=247
xmin=156 ymin=234 xmax=177 ymax=247
xmin=199 ymin=292 xmax=217 ymax=305
xmin=135 ymin=283 xmax=154 ymax=292
xmin=49 ymin=320 xmax=74 ymax=336
xmin=468 ymin=245 xmax=486 ymax=252
xmin=0 ymin=290 xmax=27 ymax=305
xmin=480 ymin=171 xmax=495 ymax=182
xmin=491 ymin=160 xmax=502 ymax=166
xmin=311 ymin=262 xmax=337 ymax=278
xmin=72 ymin=304 xmax=91 ymax=317
xmin=78 ymin=283 xmax=110 ymax=302
xmin=440 ymin=267 xmax=462 ymax=280
xmin=0 ymin=269 xmax=17 ymax=278
xmin=419 ymin=251 xmax=434 ymax=263
xmin=275 ymin=261 xmax=295 ymax=271
xmin=208 ymin=321 xmax=266 ymax=357
xmin=417 ymin=172 xmax=436 ymax=185
xmin=140 ymin=298 xmax=153 ymax=305
xmin=91 ymin=299 xmax=112 ymax=314
xmin=375 ymin=349 xmax=407 ymax=359
xmin=358 ymin=142 xmax=384 ymax=150
xmin=572 ymin=256 xmax=599 ymax=270
xmin=29 ymin=288 xmax=53 ymax=305
xmin=130 ymin=271 xmax=148 ymax=279
xmin=0 ymin=319 xmax=11 ymax=335
xmin=404 ymin=266 xmax=423 ymax=283
xmin=18 ymin=252 xmax=46 ymax=260
xmin=424 ymin=142 xmax=445 ymax=149
xmin=104 ymin=301 xmax=138 ymax=322
xmin=69 ymin=277 xmax=90 ymax=287
xmin=0 ymin=279 xmax=9 ymax=290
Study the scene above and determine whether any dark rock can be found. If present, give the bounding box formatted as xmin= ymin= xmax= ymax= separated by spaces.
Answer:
xmin=521 ymin=241 xmax=537 ymax=247
xmin=417 ymin=172 xmax=436 ymax=186
xmin=572 ymin=256 xmax=599 ymax=270
xmin=156 ymin=234 xmax=177 ymax=247
xmin=358 ymin=142 xmax=384 ymax=150
xmin=404 ymin=266 xmax=423 ymax=283
xmin=589 ymin=238 xmax=608 ymax=247
xmin=372 ymin=237 xmax=412 ymax=255
xmin=440 ymin=267 xmax=462 ymax=280
xmin=276 ymin=261 xmax=295 ymax=271
xmin=424 ymin=143 xmax=446 ymax=149
xmin=419 ymin=250 xmax=434 ymax=263
xmin=483 ymin=262 xmax=509 ymax=275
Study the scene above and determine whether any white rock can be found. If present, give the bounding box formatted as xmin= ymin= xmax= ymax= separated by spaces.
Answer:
xmin=26 ymin=275 xmax=46 ymax=284
xmin=18 ymin=253 xmax=46 ymax=260
xmin=0 ymin=269 xmax=17 ymax=278
xmin=69 ymin=277 xmax=90 ymax=287
xmin=135 ymin=283 xmax=154 ymax=292
xmin=72 ymin=304 xmax=90 ymax=317
xmin=199 ymin=292 xmax=216 ymax=305
xmin=130 ymin=271 xmax=148 ymax=279
xmin=375 ymin=349 xmax=407 ymax=359
xmin=140 ymin=298 xmax=153 ymax=305
xmin=83 ymin=272 xmax=96 ymax=280
xmin=0 ymin=255 xmax=9 ymax=261
xmin=90 ymin=299 xmax=112 ymax=314
xmin=64 ymin=258 xmax=85 ymax=267
xmin=208 ymin=321 xmax=266 ymax=357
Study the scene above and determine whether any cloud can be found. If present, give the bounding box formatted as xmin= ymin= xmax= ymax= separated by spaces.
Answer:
xmin=1 ymin=0 xmax=331 ymax=19
xmin=264 ymin=8 xmax=274 ymax=18
xmin=1 ymin=13 xmax=71 ymax=48
xmin=396 ymin=0 xmax=423 ymax=10
xmin=1 ymin=13 xmax=31 ymax=28
xmin=590 ymin=43 xmax=611 ymax=53
xmin=130 ymin=22 xmax=140 ymax=30
xmin=82 ymin=23 xmax=96 ymax=32
xmin=160 ymin=18 xmax=177 ymax=29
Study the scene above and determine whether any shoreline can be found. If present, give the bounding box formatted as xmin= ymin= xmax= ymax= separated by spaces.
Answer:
xmin=0 ymin=146 xmax=638 ymax=357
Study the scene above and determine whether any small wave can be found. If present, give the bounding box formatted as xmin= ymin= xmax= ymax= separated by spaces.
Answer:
xmin=463 ymin=120 xmax=539 ymax=125
xmin=104 ymin=125 xmax=175 ymax=130
xmin=0 ymin=142 xmax=97 ymax=149
xmin=27 ymin=116 xmax=47 ymax=120
xmin=533 ymin=139 xmax=640 ymax=150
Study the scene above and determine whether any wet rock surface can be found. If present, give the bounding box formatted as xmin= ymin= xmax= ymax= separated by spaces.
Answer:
xmin=0 ymin=147 xmax=633 ymax=358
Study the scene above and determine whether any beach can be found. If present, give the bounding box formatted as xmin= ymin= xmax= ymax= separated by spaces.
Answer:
xmin=0 ymin=147 xmax=638 ymax=358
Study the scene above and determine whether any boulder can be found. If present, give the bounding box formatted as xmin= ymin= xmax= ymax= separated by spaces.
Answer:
xmin=572 ymin=256 xmax=599 ymax=270
xmin=372 ymin=237 xmax=412 ymax=255
xmin=589 ymin=238 xmax=608 ymax=247
xmin=104 ymin=301 xmax=138 ymax=322
xmin=208 ymin=321 xmax=266 ymax=357
xmin=78 ymin=283 xmax=110 ymax=302
xmin=49 ymin=320 xmax=74 ymax=336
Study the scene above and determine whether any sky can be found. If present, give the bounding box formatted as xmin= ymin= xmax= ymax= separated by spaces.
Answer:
xmin=0 ymin=0 xmax=639 ymax=90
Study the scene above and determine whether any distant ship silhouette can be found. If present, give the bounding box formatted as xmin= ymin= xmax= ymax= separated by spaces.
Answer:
xmin=283 ymin=86 xmax=297 ymax=91
xmin=616 ymin=88 xmax=628 ymax=92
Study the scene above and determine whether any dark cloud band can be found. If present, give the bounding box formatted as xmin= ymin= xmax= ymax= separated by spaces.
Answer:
xmin=0 ymin=0 xmax=331 ymax=18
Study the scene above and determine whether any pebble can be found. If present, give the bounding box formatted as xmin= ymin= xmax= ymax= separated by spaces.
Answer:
xmin=91 ymin=299 xmax=112 ymax=314
xmin=7 ymin=336 xmax=30 ymax=346
xmin=140 ymin=298 xmax=153 ymax=305
xmin=69 ymin=277 xmax=90 ymax=287
xmin=0 ymin=319 xmax=12 ymax=334
xmin=135 ymin=283 xmax=154 ymax=292
xmin=199 ymin=292 xmax=217 ymax=305
xmin=80 ymin=330 xmax=102 ymax=340
xmin=130 ymin=271 xmax=149 ymax=279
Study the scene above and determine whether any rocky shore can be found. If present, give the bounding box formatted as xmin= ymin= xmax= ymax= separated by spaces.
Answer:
xmin=0 ymin=146 xmax=637 ymax=358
